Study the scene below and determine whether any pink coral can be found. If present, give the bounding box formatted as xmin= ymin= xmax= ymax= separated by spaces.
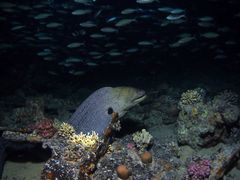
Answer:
xmin=187 ymin=158 xmax=211 ymax=180
xmin=31 ymin=118 xmax=56 ymax=138
xmin=127 ymin=143 xmax=135 ymax=149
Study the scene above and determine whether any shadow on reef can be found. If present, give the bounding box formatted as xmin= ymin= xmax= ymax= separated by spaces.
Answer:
xmin=5 ymin=142 xmax=51 ymax=163
xmin=115 ymin=118 xmax=146 ymax=138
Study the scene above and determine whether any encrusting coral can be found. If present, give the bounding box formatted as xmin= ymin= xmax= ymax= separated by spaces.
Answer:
xmin=212 ymin=90 xmax=238 ymax=110
xmin=187 ymin=158 xmax=211 ymax=179
xmin=30 ymin=118 xmax=56 ymax=139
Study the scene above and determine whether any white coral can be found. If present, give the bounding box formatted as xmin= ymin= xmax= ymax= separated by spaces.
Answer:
xmin=132 ymin=129 xmax=153 ymax=152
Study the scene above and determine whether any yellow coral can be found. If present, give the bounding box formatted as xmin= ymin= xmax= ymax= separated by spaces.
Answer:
xmin=70 ymin=131 xmax=99 ymax=151
xmin=191 ymin=107 xmax=198 ymax=117
xmin=58 ymin=122 xmax=75 ymax=138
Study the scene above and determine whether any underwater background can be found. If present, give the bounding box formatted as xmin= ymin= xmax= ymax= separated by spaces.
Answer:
xmin=0 ymin=0 xmax=240 ymax=179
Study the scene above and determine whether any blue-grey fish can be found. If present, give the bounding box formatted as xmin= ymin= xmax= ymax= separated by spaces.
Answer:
xmin=198 ymin=16 xmax=214 ymax=22
xmin=201 ymin=32 xmax=219 ymax=38
xmin=11 ymin=25 xmax=25 ymax=31
xmin=106 ymin=17 xmax=118 ymax=23
xmin=158 ymin=7 xmax=174 ymax=13
xmin=67 ymin=87 xmax=146 ymax=135
xmin=166 ymin=14 xmax=186 ymax=20
xmin=73 ymin=0 xmax=94 ymax=5
xmin=170 ymin=8 xmax=185 ymax=14
xmin=46 ymin=22 xmax=63 ymax=28
xmin=79 ymin=21 xmax=96 ymax=28
xmin=121 ymin=8 xmax=139 ymax=15
xmin=115 ymin=19 xmax=136 ymax=27
xmin=100 ymin=27 xmax=118 ymax=33
xmin=71 ymin=9 xmax=92 ymax=16
xmin=90 ymin=33 xmax=106 ymax=38
xmin=136 ymin=0 xmax=158 ymax=4
xmin=34 ymin=13 xmax=52 ymax=20
xmin=67 ymin=42 xmax=84 ymax=48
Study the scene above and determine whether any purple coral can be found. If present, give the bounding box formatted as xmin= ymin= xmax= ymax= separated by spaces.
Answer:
xmin=187 ymin=158 xmax=211 ymax=179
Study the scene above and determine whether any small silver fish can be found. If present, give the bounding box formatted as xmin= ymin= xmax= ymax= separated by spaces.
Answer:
xmin=166 ymin=14 xmax=186 ymax=20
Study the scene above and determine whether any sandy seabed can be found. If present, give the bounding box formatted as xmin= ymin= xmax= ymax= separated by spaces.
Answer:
xmin=2 ymin=161 xmax=44 ymax=180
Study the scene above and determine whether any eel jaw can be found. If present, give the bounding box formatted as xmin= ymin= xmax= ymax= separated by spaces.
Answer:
xmin=120 ymin=94 xmax=146 ymax=117
xmin=133 ymin=94 xmax=147 ymax=104
xmin=132 ymin=90 xmax=147 ymax=104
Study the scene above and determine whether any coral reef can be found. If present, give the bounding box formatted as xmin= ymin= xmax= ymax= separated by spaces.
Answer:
xmin=93 ymin=135 xmax=162 ymax=179
xmin=42 ymin=158 xmax=80 ymax=180
xmin=42 ymin=109 xmax=121 ymax=179
xmin=8 ymin=97 xmax=45 ymax=128
xmin=3 ymin=123 xmax=240 ymax=179
xmin=177 ymin=88 xmax=240 ymax=148
xmin=40 ymin=133 xmax=105 ymax=179
xmin=2 ymin=86 xmax=240 ymax=179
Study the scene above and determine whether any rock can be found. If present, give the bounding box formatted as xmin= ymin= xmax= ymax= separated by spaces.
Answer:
xmin=222 ymin=105 xmax=240 ymax=124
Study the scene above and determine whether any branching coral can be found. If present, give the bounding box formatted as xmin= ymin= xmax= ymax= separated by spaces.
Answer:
xmin=58 ymin=122 xmax=75 ymax=138
xmin=58 ymin=123 xmax=100 ymax=151
xmin=179 ymin=88 xmax=205 ymax=108
xmin=70 ymin=131 xmax=100 ymax=151
xmin=132 ymin=129 xmax=153 ymax=152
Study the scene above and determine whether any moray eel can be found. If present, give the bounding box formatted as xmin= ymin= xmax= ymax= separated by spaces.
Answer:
xmin=67 ymin=87 xmax=146 ymax=135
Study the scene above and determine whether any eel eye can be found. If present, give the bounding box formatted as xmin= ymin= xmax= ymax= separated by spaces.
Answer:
xmin=107 ymin=107 xmax=113 ymax=115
